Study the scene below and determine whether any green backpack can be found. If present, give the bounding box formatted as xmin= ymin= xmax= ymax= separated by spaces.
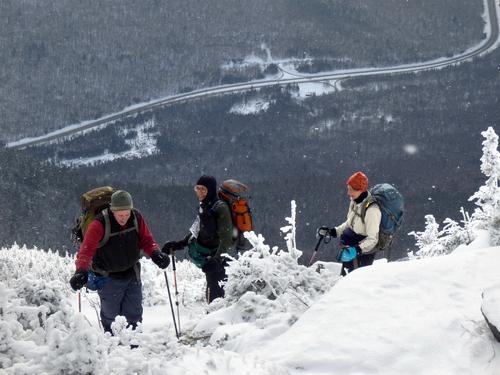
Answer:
xmin=71 ymin=186 xmax=115 ymax=245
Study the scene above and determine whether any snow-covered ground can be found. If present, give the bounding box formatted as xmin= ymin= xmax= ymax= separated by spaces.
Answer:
xmin=1 ymin=230 xmax=499 ymax=374
xmin=229 ymin=98 xmax=272 ymax=115
xmin=2 ymin=128 xmax=500 ymax=374
xmin=260 ymin=236 xmax=500 ymax=375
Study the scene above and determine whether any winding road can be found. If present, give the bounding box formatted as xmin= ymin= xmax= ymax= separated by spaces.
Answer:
xmin=7 ymin=0 xmax=499 ymax=150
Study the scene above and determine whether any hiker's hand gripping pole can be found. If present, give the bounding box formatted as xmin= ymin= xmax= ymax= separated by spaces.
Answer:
xmin=308 ymin=227 xmax=332 ymax=266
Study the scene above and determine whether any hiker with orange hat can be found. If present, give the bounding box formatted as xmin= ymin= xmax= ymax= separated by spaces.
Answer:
xmin=318 ymin=171 xmax=382 ymax=275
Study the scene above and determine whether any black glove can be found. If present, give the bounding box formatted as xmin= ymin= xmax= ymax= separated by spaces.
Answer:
xmin=151 ymin=250 xmax=171 ymax=269
xmin=162 ymin=239 xmax=188 ymax=254
xmin=317 ymin=226 xmax=337 ymax=238
xmin=355 ymin=246 xmax=362 ymax=256
xmin=202 ymin=256 xmax=222 ymax=274
xmin=69 ymin=269 xmax=88 ymax=291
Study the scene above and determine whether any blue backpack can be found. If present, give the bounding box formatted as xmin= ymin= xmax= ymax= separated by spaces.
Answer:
xmin=360 ymin=183 xmax=404 ymax=252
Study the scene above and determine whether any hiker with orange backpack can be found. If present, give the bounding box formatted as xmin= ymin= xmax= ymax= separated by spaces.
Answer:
xmin=69 ymin=190 xmax=170 ymax=333
xmin=162 ymin=175 xmax=235 ymax=303
xmin=318 ymin=172 xmax=382 ymax=276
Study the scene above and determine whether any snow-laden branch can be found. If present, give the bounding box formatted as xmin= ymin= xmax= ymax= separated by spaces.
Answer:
xmin=411 ymin=126 xmax=500 ymax=257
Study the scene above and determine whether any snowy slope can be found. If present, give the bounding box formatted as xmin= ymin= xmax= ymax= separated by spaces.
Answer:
xmin=2 ymin=238 xmax=499 ymax=374
xmin=258 ymin=238 xmax=500 ymax=375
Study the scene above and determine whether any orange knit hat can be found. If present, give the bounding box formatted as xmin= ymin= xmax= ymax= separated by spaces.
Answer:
xmin=347 ymin=171 xmax=368 ymax=192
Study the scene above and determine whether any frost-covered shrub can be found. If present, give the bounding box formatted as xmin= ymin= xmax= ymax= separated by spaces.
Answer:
xmin=149 ymin=202 xmax=339 ymax=347
xmin=0 ymin=320 xmax=14 ymax=353
xmin=186 ymin=202 xmax=340 ymax=346
xmin=17 ymin=276 xmax=69 ymax=315
xmin=43 ymin=316 xmax=110 ymax=375
xmin=0 ymin=246 xmax=111 ymax=373
xmin=410 ymin=210 xmax=474 ymax=257
xmin=0 ymin=245 xmax=74 ymax=336
xmin=141 ymin=256 xmax=205 ymax=308
xmin=224 ymin=201 xmax=338 ymax=305
xmin=0 ymin=283 xmax=19 ymax=361
xmin=224 ymin=232 xmax=336 ymax=305
xmin=411 ymin=127 xmax=500 ymax=257
xmin=141 ymin=257 xmax=170 ymax=307
xmin=0 ymin=244 xmax=74 ymax=286
xmin=0 ymin=245 xmax=183 ymax=374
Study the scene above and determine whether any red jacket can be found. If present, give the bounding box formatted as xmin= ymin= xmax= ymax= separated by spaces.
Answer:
xmin=75 ymin=213 xmax=159 ymax=271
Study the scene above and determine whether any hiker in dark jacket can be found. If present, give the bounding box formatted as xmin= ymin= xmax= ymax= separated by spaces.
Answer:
xmin=318 ymin=171 xmax=381 ymax=276
xmin=162 ymin=175 xmax=234 ymax=303
xmin=69 ymin=190 xmax=170 ymax=333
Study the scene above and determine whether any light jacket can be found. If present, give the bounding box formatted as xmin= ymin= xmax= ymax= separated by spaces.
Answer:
xmin=335 ymin=193 xmax=382 ymax=254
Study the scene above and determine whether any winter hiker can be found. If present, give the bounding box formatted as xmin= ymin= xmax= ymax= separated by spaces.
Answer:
xmin=162 ymin=175 xmax=234 ymax=303
xmin=69 ymin=190 xmax=170 ymax=333
xmin=318 ymin=171 xmax=382 ymax=276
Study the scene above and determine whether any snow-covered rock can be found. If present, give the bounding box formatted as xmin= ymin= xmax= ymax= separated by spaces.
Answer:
xmin=482 ymin=285 xmax=500 ymax=343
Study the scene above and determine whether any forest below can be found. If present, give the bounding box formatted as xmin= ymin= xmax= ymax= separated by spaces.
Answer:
xmin=0 ymin=0 xmax=484 ymax=142
xmin=0 ymin=0 xmax=496 ymax=263
xmin=4 ymin=39 xmax=498 ymax=261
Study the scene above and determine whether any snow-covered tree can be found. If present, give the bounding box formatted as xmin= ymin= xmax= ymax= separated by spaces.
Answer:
xmin=178 ymin=201 xmax=341 ymax=346
xmin=412 ymin=127 xmax=500 ymax=257
xmin=222 ymin=201 xmax=338 ymax=305
xmin=410 ymin=209 xmax=473 ymax=257
xmin=409 ymin=215 xmax=444 ymax=257
xmin=469 ymin=127 xmax=500 ymax=244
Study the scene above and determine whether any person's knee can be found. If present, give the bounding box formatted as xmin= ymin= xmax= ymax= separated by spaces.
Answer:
xmin=122 ymin=281 xmax=143 ymax=324
xmin=100 ymin=296 xmax=121 ymax=328
xmin=123 ymin=304 xmax=143 ymax=325
xmin=207 ymin=286 xmax=224 ymax=303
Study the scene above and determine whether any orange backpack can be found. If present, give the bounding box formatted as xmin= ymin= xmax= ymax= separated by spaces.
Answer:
xmin=218 ymin=179 xmax=253 ymax=247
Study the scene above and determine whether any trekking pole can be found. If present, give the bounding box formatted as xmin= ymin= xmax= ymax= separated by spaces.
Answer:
xmin=78 ymin=290 xmax=82 ymax=313
xmin=308 ymin=234 xmax=325 ymax=266
xmin=164 ymin=271 xmax=180 ymax=340
xmin=171 ymin=255 xmax=181 ymax=335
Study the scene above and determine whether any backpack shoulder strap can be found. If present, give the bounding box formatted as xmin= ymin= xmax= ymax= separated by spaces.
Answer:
xmin=98 ymin=209 xmax=111 ymax=248
xmin=359 ymin=196 xmax=378 ymax=224
xmin=132 ymin=209 xmax=140 ymax=233
xmin=211 ymin=199 xmax=229 ymax=214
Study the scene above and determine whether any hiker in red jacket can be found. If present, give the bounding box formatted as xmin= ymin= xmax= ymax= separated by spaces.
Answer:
xmin=69 ymin=190 xmax=170 ymax=333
